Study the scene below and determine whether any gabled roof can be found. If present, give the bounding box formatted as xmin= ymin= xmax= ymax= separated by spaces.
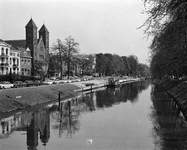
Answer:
xmin=39 ymin=24 xmax=49 ymax=33
xmin=37 ymin=36 xmax=45 ymax=50
xmin=18 ymin=47 xmax=32 ymax=58
xmin=5 ymin=40 xmax=26 ymax=49
xmin=25 ymin=18 xmax=37 ymax=28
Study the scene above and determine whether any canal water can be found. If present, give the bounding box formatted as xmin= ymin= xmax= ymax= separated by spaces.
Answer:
xmin=1 ymin=81 xmax=187 ymax=150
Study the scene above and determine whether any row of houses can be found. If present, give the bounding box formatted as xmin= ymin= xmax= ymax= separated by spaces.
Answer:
xmin=0 ymin=18 xmax=49 ymax=76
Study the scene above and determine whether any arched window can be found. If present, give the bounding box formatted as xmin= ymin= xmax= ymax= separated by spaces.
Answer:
xmin=2 ymin=48 xmax=4 ymax=54
xmin=6 ymin=48 xmax=8 ymax=55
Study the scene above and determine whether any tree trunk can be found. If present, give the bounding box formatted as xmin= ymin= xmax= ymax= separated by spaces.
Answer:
xmin=68 ymin=48 xmax=71 ymax=79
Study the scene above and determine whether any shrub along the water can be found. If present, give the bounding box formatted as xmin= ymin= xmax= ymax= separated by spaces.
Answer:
xmin=0 ymin=74 xmax=41 ymax=83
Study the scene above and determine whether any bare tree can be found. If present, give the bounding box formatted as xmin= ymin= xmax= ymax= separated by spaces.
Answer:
xmin=64 ymin=36 xmax=79 ymax=79
xmin=51 ymin=39 xmax=66 ymax=79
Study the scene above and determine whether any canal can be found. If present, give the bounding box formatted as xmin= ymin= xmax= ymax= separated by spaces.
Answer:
xmin=1 ymin=81 xmax=187 ymax=150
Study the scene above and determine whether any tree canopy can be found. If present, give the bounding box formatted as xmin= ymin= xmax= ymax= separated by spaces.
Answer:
xmin=143 ymin=0 xmax=187 ymax=79
xmin=51 ymin=36 xmax=79 ymax=79
xmin=95 ymin=53 xmax=149 ymax=77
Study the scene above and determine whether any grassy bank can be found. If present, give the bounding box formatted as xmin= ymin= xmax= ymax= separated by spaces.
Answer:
xmin=0 ymin=84 xmax=80 ymax=113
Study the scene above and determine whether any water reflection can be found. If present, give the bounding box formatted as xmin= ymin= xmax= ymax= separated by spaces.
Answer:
xmin=96 ymin=81 xmax=150 ymax=108
xmin=26 ymin=108 xmax=50 ymax=150
xmin=50 ymin=99 xmax=81 ymax=138
xmin=150 ymin=85 xmax=187 ymax=150
xmin=0 ymin=81 xmax=150 ymax=150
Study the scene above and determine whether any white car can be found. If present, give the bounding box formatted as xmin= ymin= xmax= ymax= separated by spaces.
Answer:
xmin=0 ymin=81 xmax=14 ymax=89
xmin=43 ymin=80 xmax=54 ymax=85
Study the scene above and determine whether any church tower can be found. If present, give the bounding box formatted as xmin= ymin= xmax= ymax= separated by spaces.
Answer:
xmin=25 ymin=18 xmax=38 ymax=66
xmin=39 ymin=24 xmax=49 ymax=60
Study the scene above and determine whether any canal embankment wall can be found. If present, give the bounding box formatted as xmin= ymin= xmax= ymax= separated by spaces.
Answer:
xmin=154 ymin=78 xmax=187 ymax=119
xmin=0 ymin=79 xmax=108 ymax=113
xmin=0 ymin=84 xmax=80 ymax=113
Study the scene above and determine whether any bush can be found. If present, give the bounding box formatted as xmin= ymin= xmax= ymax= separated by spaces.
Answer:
xmin=0 ymin=74 xmax=41 ymax=83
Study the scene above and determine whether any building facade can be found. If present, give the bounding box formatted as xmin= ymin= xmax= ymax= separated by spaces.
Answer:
xmin=19 ymin=47 xmax=32 ymax=76
xmin=0 ymin=40 xmax=21 ymax=75
xmin=9 ymin=47 xmax=21 ymax=74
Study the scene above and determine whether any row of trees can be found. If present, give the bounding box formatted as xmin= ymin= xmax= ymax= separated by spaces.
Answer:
xmin=95 ymin=53 xmax=150 ymax=77
xmin=142 ymin=0 xmax=187 ymax=79
xmin=48 ymin=36 xmax=150 ymax=78
xmin=48 ymin=36 xmax=96 ymax=79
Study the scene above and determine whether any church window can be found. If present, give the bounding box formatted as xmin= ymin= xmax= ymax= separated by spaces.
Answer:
xmin=22 ymin=60 xmax=24 ymax=65
xmin=28 ymin=31 xmax=31 ymax=41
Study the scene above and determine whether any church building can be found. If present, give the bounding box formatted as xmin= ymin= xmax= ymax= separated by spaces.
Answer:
xmin=5 ymin=18 xmax=49 ymax=76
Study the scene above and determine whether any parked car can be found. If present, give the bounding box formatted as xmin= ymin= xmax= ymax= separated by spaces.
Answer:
xmin=24 ymin=80 xmax=34 ymax=87
xmin=0 ymin=81 xmax=14 ymax=89
xmin=43 ymin=79 xmax=54 ymax=85
xmin=13 ymin=81 xmax=25 ymax=88
xmin=49 ymin=76 xmax=56 ymax=80
xmin=34 ymin=80 xmax=43 ymax=86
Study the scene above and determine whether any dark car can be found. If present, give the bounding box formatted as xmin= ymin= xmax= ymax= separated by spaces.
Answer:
xmin=24 ymin=80 xmax=34 ymax=87
xmin=13 ymin=81 xmax=25 ymax=88
xmin=34 ymin=80 xmax=43 ymax=86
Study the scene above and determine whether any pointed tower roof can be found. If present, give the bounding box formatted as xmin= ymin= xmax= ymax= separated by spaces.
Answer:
xmin=25 ymin=18 xmax=37 ymax=28
xmin=39 ymin=24 xmax=49 ymax=33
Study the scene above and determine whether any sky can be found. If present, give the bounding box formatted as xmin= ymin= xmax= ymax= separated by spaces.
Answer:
xmin=0 ymin=0 xmax=151 ymax=64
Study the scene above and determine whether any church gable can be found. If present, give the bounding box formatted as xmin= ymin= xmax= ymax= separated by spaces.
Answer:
xmin=37 ymin=37 xmax=46 ymax=53
xmin=36 ymin=37 xmax=46 ymax=61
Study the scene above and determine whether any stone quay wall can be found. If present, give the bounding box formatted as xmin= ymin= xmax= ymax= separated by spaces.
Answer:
xmin=154 ymin=78 xmax=187 ymax=119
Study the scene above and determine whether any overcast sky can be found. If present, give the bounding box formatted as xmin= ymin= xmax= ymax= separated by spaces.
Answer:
xmin=0 ymin=0 xmax=150 ymax=64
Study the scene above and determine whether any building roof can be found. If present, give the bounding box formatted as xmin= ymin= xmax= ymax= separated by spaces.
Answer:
xmin=5 ymin=40 xmax=26 ymax=49
xmin=18 ymin=47 xmax=32 ymax=58
xmin=39 ymin=24 xmax=49 ymax=33
xmin=0 ymin=39 xmax=11 ymax=47
xmin=25 ymin=18 xmax=37 ymax=28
